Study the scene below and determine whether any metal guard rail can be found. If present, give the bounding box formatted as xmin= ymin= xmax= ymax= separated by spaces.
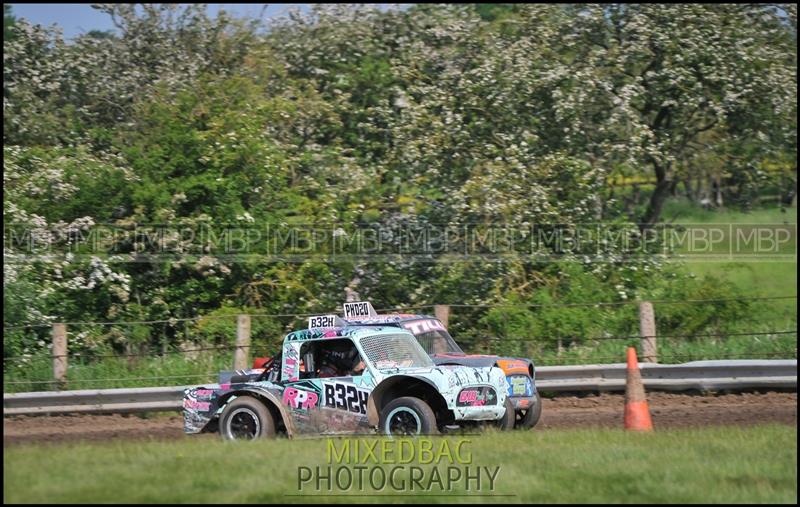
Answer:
xmin=4 ymin=360 xmax=796 ymax=416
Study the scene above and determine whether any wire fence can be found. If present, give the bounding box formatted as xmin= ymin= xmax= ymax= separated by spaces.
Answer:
xmin=3 ymin=295 xmax=796 ymax=331
xmin=447 ymin=295 xmax=799 ymax=309
xmin=2 ymin=344 xmax=246 ymax=363
xmin=3 ymin=328 xmax=795 ymax=364
xmin=1 ymin=305 xmax=433 ymax=331
xmin=3 ymin=373 xmax=219 ymax=386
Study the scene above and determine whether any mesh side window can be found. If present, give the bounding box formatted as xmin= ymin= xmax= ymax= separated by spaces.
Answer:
xmin=415 ymin=330 xmax=462 ymax=354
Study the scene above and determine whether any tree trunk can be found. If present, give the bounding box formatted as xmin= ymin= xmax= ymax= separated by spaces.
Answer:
xmin=669 ymin=179 xmax=679 ymax=197
xmin=594 ymin=193 xmax=604 ymax=220
xmin=781 ymin=171 xmax=797 ymax=207
xmin=713 ymin=174 xmax=723 ymax=207
xmin=640 ymin=161 xmax=671 ymax=230
xmin=684 ymin=177 xmax=694 ymax=201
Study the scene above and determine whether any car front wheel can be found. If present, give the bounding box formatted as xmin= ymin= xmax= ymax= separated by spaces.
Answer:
xmin=379 ymin=396 xmax=438 ymax=436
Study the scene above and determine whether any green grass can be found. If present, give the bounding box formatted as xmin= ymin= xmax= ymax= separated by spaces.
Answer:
xmin=662 ymin=201 xmax=796 ymax=259
xmin=684 ymin=261 xmax=797 ymax=330
xmin=4 ymin=426 xmax=797 ymax=503
xmin=672 ymin=202 xmax=797 ymax=331
xmin=661 ymin=200 xmax=797 ymax=226
xmin=525 ymin=333 xmax=797 ymax=366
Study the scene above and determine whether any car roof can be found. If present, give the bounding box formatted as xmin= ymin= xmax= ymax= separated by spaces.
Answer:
xmin=284 ymin=325 xmax=412 ymax=342
xmin=345 ymin=314 xmax=436 ymax=325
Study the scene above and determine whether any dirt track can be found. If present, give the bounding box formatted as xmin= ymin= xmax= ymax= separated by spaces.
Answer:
xmin=3 ymin=391 xmax=796 ymax=446
xmin=538 ymin=391 xmax=797 ymax=430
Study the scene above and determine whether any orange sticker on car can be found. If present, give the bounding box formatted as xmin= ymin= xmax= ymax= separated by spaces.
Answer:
xmin=497 ymin=359 xmax=529 ymax=375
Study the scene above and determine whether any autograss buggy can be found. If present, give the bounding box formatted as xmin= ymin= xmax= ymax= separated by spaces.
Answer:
xmin=184 ymin=317 xmax=512 ymax=440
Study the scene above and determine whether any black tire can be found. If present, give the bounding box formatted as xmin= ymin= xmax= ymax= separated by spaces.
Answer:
xmin=496 ymin=397 xmax=515 ymax=431
xmin=516 ymin=393 xmax=542 ymax=430
xmin=219 ymin=396 xmax=276 ymax=440
xmin=379 ymin=396 xmax=439 ymax=436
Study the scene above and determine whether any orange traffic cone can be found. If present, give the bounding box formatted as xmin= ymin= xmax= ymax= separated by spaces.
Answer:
xmin=624 ymin=347 xmax=653 ymax=431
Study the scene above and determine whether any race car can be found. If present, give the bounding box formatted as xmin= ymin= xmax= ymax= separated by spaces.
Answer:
xmin=183 ymin=316 xmax=513 ymax=440
xmin=341 ymin=301 xmax=542 ymax=430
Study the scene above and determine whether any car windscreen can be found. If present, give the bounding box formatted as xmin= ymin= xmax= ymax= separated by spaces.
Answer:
xmin=360 ymin=333 xmax=435 ymax=370
xmin=400 ymin=319 xmax=465 ymax=355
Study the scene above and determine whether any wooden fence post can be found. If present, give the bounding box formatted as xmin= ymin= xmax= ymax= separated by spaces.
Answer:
xmin=434 ymin=304 xmax=450 ymax=328
xmin=234 ymin=315 xmax=251 ymax=370
xmin=638 ymin=301 xmax=657 ymax=363
xmin=52 ymin=323 xmax=68 ymax=388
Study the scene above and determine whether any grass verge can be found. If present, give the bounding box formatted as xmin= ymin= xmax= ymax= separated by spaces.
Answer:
xmin=2 ymin=352 xmax=230 ymax=392
xmin=3 ymin=425 xmax=796 ymax=503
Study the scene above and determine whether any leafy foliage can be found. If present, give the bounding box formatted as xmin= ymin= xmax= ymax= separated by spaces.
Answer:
xmin=2 ymin=4 xmax=796 ymax=367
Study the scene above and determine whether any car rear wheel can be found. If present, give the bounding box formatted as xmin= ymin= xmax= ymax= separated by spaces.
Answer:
xmin=496 ymin=398 xmax=515 ymax=431
xmin=220 ymin=396 xmax=276 ymax=440
xmin=379 ymin=397 xmax=438 ymax=436
xmin=516 ymin=393 xmax=542 ymax=430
